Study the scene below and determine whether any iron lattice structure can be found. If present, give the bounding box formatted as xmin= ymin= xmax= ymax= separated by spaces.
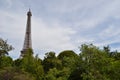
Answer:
xmin=21 ymin=9 xmax=33 ymax=57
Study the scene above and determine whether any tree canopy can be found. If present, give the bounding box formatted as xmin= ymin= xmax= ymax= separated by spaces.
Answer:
xmin=0 ymin=38 xmax=120 ymax=80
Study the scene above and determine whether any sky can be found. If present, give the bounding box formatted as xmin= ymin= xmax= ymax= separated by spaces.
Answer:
xmin=1 ymin=0 xmax=120 ymax=59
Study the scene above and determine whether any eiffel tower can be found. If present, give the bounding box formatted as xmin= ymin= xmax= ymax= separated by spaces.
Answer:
xmin=21 ymin=9 xmax=33 ymax=57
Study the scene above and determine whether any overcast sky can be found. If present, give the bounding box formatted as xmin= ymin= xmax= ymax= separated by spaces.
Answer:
xmin=1 ymin=0 xmax=120 ymax=59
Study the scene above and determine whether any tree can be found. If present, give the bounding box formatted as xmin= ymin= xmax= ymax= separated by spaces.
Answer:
xmin=45 ymin=67 xmax=70 ymax=80
xmin=0 ymin=56 xmax=13 ymax=68
xmin=57 ymin=50 xmax=78 ymax=73
xmin=43 ymin=52 xmax=62 ymax=73
xmin=0 ymin=38 xmax=14 ymax=57
xmin=69 ymin=44 xmax=112 ymax=80
xmin=103 ymin=45 xmax=110 ymax=54
xmin=14 ymin=49 xmax=44 ymax=80
xmin=23 ymin=55 xmax=44 ymax=80
xmin=58 ymin=50 xmax=78 ymax=60
xmin=0 ymin=67 xmax=35 ymax=80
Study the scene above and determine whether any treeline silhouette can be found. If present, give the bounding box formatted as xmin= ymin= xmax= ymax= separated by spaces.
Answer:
xmin=0 ymin=38 xmax=120 ymax=80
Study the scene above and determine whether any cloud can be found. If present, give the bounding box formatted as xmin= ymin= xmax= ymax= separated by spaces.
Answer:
xmin=74 ymin=0 xmax=120 ymax=29
xmin=1 ymin=0 xmax=120 ymax=59
xmin=32 ymin=16 xmax=76 ymax=52
xmin=99 ymin=25 xmax=120 ymax=38
xmin=0 ymin=10 xmax=26 ymax=59
xmin=0 ymin=9 xmax=76 ymax=59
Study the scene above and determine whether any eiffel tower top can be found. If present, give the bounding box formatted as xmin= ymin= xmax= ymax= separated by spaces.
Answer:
xmin=27 ymin=8 xmax=32 ymax=16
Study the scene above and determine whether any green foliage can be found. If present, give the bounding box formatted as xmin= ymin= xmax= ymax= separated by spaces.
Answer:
xmin=111 ymin=51 xmax=120 ymax=60
xmin=0 ymin=56 xmax=13 ymax=68
xmin=58 ymin=50 xmax=78 ymax=60
xmin=0 ymin=67 xmax=35 ymax=80
xmin=0 ymin=38 xmax=14 ymax=56
xmin=69 ymin=44 xmax=112 ymax=80
xmin=45 ymin=68 xmax=70 ymax=80
xmin=43 ymin=52 xmax=62 ymax=73
xmin=0 ymin=41 xmax=120 ymax=80
xmin=19 ymin=53 xmax=44 ymax=80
